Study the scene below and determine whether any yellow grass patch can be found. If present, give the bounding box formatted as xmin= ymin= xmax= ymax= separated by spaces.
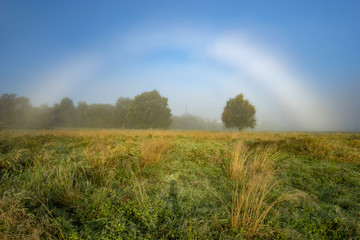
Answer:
xmin=141 ymin=138 xmax=172 ymax=166
xmin=229 ymin=143 xmax=281 ymax=236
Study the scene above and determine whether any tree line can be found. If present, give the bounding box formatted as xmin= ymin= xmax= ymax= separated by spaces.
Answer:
xmin=0 ymin=90 xmax=171 ymax=129
xmin=0 ymin=91 xmax=256 ymax=131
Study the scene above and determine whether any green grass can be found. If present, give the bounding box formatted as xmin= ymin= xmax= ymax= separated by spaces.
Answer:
xmin=0 ymin=130 xmax=359 ymax=239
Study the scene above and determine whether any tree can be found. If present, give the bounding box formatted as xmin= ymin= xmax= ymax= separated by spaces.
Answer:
xmin=13 ymin=96 xmax=32 ymax=127
xmin=114 ymin=97 xmax=133 ymax=128
xmin=0 ymin=94 xmax=17 ymax=127
xmin=87 ymin=104 xmax=115 ymax=128
xmin=222 ymin=93 xmax=256 ymax=131
xmin=126 ymin=90 xmax=172 ymax=129
xmin=76 ymin=101 xmax=89 ymax=127
xmin=32 ymin=103 xmax=53 ymax=128
xmin=58 ymin=97 xmax=76 ymax=127
xmin=0 ymin=94 xmax=32 ymax=128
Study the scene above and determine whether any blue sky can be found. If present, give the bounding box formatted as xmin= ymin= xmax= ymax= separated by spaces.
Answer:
xmin=1 ymin=0 xmax=359 ymax=131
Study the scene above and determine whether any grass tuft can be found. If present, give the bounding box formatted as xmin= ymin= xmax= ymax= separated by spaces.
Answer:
xmin=229 ymin=143 xmax=283 ymax=236
xmin=141 ymin=138 xmax=172 ymax=166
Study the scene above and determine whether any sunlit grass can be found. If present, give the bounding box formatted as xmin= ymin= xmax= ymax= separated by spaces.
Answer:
xmin=229 ymin=143 xmax=279 ymax=235
xmin=141 ymin=138 xmax=172 ymax=166
xmin=2 ymin=129 xmax=358 ymax=164
xmin=0 ymin=129 xmax=359 ymax=239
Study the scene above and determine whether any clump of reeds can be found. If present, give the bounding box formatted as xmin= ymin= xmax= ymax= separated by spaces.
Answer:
xmin=228 ymin=142 xmax=282 ymax=236
xmin=141 ymin=138 xmax=172 ymax=166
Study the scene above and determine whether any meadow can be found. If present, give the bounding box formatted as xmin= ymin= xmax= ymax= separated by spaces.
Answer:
xmin=0 ymin=129 xmax=359 ymax=239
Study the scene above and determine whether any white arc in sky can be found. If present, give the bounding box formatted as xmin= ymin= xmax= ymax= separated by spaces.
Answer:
xmin=210 ymin=33 xmax=335 ymax=131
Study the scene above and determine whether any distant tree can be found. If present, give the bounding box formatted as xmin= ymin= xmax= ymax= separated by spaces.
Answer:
xmin=0 ymin=94 xmax=17 ymax=127
xmin=76 ymin=101 xmax=89 ymax=127
xmin=0 ymin=94 xmax=33 ymax=128
xmin=49 ymin=103 xmax=61 ymax=127
xmin=34 ymin=104 xmax=54 ymax=128
xmin=87 ymin=104 xmax=115 ymax=128
xmin=126 ymin=90 xmax=172 ymax=129
xmin=114 ymin=97 xmax=133 ymax=128
xmin=222 ymin=93 xmax=256 ymax=131
xmin=58 ymin=98 xmax=76 ymax=127
xmin=13 ymin=96 xmax=32 ymax=127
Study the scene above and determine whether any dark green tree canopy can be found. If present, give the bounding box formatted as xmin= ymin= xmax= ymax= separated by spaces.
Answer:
xmin=126 ymin=90 xmax=172 ymax=129
xmin=221 ymin=93 xmax=256 ymax=131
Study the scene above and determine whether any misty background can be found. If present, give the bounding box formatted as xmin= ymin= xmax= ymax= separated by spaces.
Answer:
xmin=0 ymin=1 xmax=359 ymax=131
xmin=0 ymin=92 xmax=225 ymax=131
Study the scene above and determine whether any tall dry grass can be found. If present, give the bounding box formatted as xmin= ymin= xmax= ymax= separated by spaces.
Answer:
xmin=141 ymin=138 xmax=172 ymax=166
xmin=228 ymin=143 xmax=282 ymax=236
xmin=227 ymin=142 xmax=251 ymax=180
xmin=83 ymin=142 xmax=125 ymax=169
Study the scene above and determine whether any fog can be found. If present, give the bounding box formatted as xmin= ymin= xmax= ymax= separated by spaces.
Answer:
xmin=21 ymin=28 xmax=358 ymax=131
xmin=1 ymin=2 xmax=359 ymax=131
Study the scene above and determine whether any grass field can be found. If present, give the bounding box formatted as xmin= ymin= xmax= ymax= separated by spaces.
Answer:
xmin=1 ymin=129 xmax=359 ymax=239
